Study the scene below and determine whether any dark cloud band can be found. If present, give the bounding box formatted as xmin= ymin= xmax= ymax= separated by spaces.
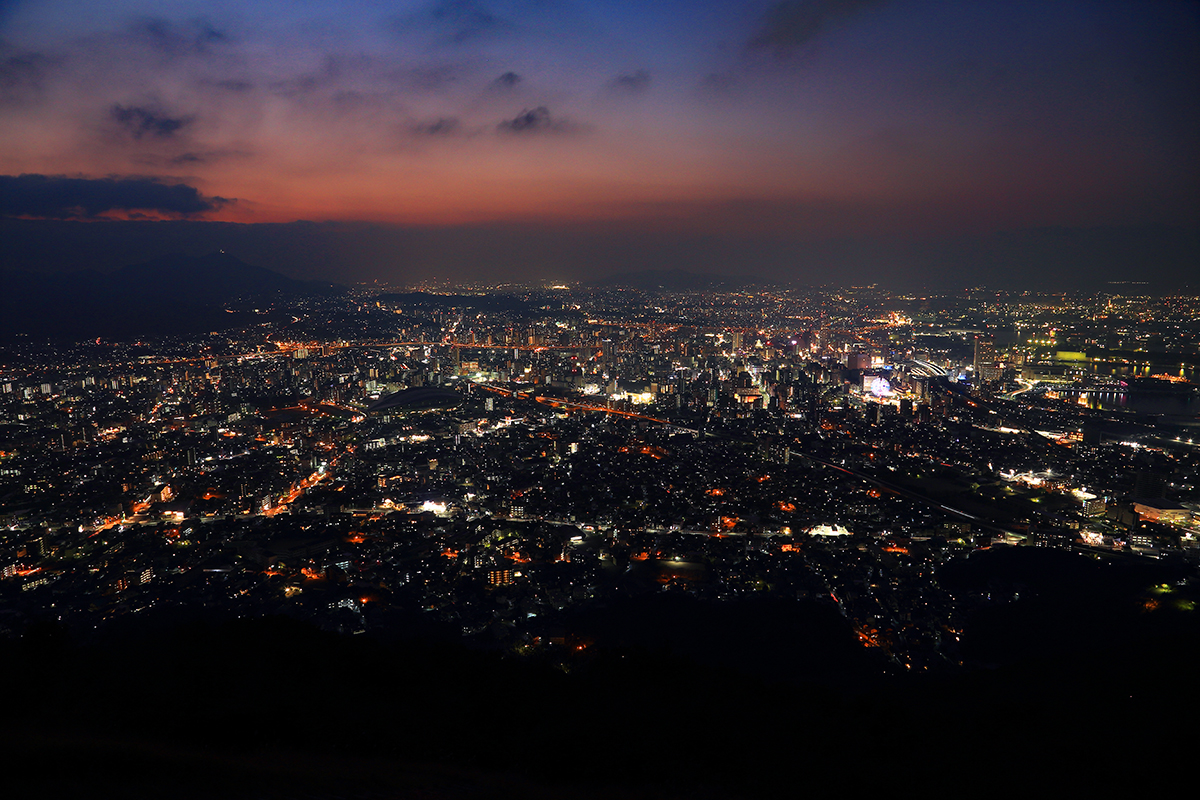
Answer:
xmin=0 ymin=174 xmax=227 ymax=218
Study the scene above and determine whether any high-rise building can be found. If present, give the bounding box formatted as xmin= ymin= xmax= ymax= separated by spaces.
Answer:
xmin=1133 ymin=471 xmax=1167 ymax=499
xmin=973 ymin=335 xmax=1002 ymax=382
xmin=973 ymin=335 xmax=995 ymax=371
xmin=847 ymin=352 xmax=872 ymax=371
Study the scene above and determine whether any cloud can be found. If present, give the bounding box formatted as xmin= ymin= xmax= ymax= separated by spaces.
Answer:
xmin=414 ymin=117 xmax=461 ymax=136
xmin=490 ymin=71 xmax=521 ymax=90
xmin=0 ymin=174 xmax=227 ymax=218
xmin=0 ymin=43 xmax=53 ymax=105
xmin=496 ymin=106 xmax=580 ymax=135
xmin=403 ymin=64 xmax=459 ymax=91
xmin=111 ymin=104 xmax=192 ymax=139
xmin=127 ymin=17 xmax=230 ymax=57
xmin=208 ymin=78 xmax=254 ymax=93
xmin=167 ymin=150 xmax=248 ymax=166
xmin=400 ymin=0 xmax=508 ymax=46
xmin=608 ymin=69 xmax=651 ymax=94
xmin=746 ymin=0 xmax=887 ymax=56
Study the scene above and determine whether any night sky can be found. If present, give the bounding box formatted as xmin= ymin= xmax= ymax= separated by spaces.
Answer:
xmin=1 ymin=0 xmax=1197 ymax=288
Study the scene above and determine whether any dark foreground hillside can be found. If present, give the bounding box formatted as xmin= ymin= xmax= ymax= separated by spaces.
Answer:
xmin=1 ymin=572 xmax=1195 ymax=799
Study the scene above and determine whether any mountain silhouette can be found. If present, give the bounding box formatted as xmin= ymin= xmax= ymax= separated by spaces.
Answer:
xmin=1 ymin=252 xmax=342 ymax=341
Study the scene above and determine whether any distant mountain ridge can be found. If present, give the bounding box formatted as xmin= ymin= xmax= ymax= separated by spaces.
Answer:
xmin=590 ymin=269 xmax=764 ymax=291
xmin=1 ymin=252 xmax=343 ymax=341
xmin=111 ymin=252 xmax=342 ymax=303
xmin=374 ymin=291 xmax=535 ymax=314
